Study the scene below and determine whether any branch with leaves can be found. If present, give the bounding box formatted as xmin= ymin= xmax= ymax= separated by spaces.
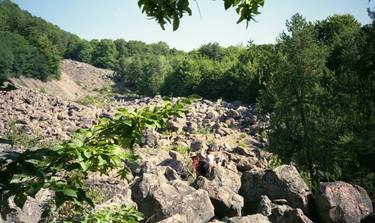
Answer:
xmin=0 ymin=96 xmax=199 ymax=217
xmin=138 ymin=0 xmax=265 ymax=31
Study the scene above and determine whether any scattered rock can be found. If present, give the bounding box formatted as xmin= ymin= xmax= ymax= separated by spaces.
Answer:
xmin=257 ymin=195 xmax=312 ymax=223
xmin=0 ymin=189 xmax=52 ymax=223
xmin=158 ymin=214 xmax=188 ymax=223
xmin=316 ymin=181 xmax=373 ymax=223
xmin=132 ymin=174 xmax=214 ymax=223
xmin=193 ymin=176 xmax=244 ymax=218
xmin=211 ymin=166 xmax=242 ymax=193
xmin=227 ymin=214 xmax=271 ymax=223
xmin=240 ymin=165 xmax=312 ymax=215
xmin=191 ymin=140 xmax=208 ymax=153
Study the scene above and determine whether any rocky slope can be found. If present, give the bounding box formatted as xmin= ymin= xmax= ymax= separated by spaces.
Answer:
xmin=9 ymin=59 xmax=115 ymax=100
xmin=0 ymin=88 xmax=373 ymax=223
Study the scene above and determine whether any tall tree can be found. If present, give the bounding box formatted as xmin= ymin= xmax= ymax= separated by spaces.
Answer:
xmin=258 ymin=14 xmax=330 ymax=175
xmin=91 ymin=39 xmax=118 ymax=69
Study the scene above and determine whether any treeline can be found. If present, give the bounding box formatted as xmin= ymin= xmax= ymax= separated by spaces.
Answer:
xmin=65 ymin=39 xmax=274 ymax=103
xmin=258 ymin=14 xmax=375 ymax=200
xmin=0 ymin=0 xmax=79 ymax=82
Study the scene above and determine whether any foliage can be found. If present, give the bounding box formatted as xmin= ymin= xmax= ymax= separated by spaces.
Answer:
xmin=80 ymin=205 xmax=144 ymax=223
xmin=119 ymin=55 xmax=171 ymax=96
xmin=76 ymin=95 xmax=111 ymax=108
xmin=267 ymin=154 xmax=283 ymax=169
xmin=91 ymin=39 xmax=118 ymax=69
xmin=137 ymin=0 xmax=265 ymax=30
xmin=0 ymin=0 xmax=77 ymax=81
xmin=172 ymin=144 xmax=191 ymax=155
xmin=65 ymin=39 xmax=93 ymax=63
xmin=258 ymin=13 xmax=375 ymax=201
xmin=0 ymin=97 xmax=197 ymax=220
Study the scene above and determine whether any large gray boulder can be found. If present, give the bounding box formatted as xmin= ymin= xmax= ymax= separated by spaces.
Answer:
xmin=131 ymin=174 xmax=214 ymax=223
xmin=0 ymin=189 xmax=52 ymax=223
xmin=276 ymin=209 xmax=313 ymax=223
xmin=158 ymin=214 xmax=188 ymax=223
xmin=257 ymin=195 xmax=312 ymax=223
xmin=240 ymin=165 xmax=311 ymax=215
xmin=227 ymin=214 xmax=271 ymax=223
xmin=84 ymin=172 xmax=135 ymax=208
xmin=211 ymin=166 xmax=242 ymax=193
xmin=316 ymin=181 xmax=373 ymax=223
xmin=193 ymin=176 xmax=244 ymax=218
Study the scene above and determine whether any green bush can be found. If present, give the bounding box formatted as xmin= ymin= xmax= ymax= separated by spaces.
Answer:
xmin=0 ymin=97 xmax=198 ymax=221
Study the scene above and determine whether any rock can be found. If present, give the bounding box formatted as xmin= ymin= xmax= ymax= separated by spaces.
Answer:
xmin=159 ymin=214 xmax=188 ymax=223
xmin=138 ymin=150 xmax=189 ymax=180
xmin=164 ymin=166 xmax=181 ymax=181
xmin=132 ymin=174 xmax=214 ymax=223
xmin=0 ymin=189 xmax=52 ymax=223
xmin=316 ymin=181 xmax=373 ymax=223
xmin=211 ymin=166 xmax=242 ymax=193
xmin=84 ymin=173 xmax=135 ymax=207
xmin=191 ymin=140 xmax=208 ymax=153
xmin=206 ymin=111 xmax=219 ymax=120
xmin=226 ymin=109 xmax=240 ymax=119
xmin=166 ymin=118 xmax=185 ymax=132
xmin=183 ymin=121 xmax=198 ymax=133
xmin=240 ymin=165 xmax=311 ymax=215
xmin=140 ymin=128 xmax=159 ymax=148
xmin=257 ymin=195 xmax=312 ymax=223
xmin=227 ymin=214 xmax=271 ymax=223
xmin=193 ymin=176 xmax=244 ymax=218
xmin=277 ymin=209 xmax=313 ymax=223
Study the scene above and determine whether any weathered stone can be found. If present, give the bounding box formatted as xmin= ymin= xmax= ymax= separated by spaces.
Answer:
xmin=211 ymin=166 xmax=242 ymax=193
xmin=0 ymin=189 xmax=52 ymax=223
xmin=240 ymin=165 xmax=311 ymax=215
xmin=158 ymin=214 xmax=188 ymax=223
xmin=140 ymin=128 xmax=159 ymax=148
xmin=277 ymin=208 xmax=313 ymax=223
xmin=193 ymin=176 xmax=244 ymax=218
xmin=206 ymin=110 xmax=219 ymax=120
xmin=166 ymin=118 xmax=185 ymax=132
xmin=84 ymin=173 xmax=134 ymax=207
xmin=227 ymin=214 xmax=271 ymax=223
xmin=316 ymin=181 xmax=373 ymax=223
xmin=226 ymin=109 xmax=240 ymax=119
xmin=257 ymin=195 xmax=312 ymax=223
xmin=132 ymin=174 xmax=214 ymax=223
xmin=191 ymin=140 xmax=208 ymax=153
xmin=183 ymin=121 xmax=198 ymax=133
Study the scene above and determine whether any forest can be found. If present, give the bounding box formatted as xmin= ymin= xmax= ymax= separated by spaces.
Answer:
xmin=0 ymin=0 xmax=374 ymax=221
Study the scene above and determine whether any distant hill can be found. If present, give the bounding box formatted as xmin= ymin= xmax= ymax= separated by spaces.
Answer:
xmin=0 ymin=0 xmax=79 ymax=82
xmin=9 ymin=59 xmax=115 ymax=100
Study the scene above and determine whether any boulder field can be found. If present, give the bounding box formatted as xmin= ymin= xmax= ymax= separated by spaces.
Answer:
xmin=0 ymin=89 xmax=373 ymax=223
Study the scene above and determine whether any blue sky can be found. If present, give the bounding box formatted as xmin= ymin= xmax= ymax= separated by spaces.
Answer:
xmin=13 ymin=0 xmax=374 ymax=51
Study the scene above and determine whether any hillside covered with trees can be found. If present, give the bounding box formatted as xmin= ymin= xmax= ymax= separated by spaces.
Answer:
xmin=0 ymin=0 xmax=374 ymax=222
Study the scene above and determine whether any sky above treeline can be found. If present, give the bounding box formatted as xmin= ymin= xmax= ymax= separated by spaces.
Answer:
xmin=13 ymin=0 xmax=374 ymax=51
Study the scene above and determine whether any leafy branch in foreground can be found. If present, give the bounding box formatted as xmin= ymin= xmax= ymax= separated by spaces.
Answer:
xmin=138 ymin=0 xmax=265 ymax=31
xmin=0 ymin=96 xmax=199 ymax=219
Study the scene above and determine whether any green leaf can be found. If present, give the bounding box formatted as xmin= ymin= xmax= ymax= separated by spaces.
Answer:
xmin=172 ymin=14 xmax=180 ymax=31
xmin=80 ymin=160 xmax=92 ymax=171
xmin=224 ymin=0 xmax=232 ymax=10
xmin=83 ymin=150 xmax=92 ymax=159
xmin=63 ymin=188 xmax=78 ymax=198
xmin=98 ymin=156 xmax=107 ymax=166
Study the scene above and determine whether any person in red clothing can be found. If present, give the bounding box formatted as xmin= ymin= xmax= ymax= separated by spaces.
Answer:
xmin=190 ymin=152 xmax=212 ymax=177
